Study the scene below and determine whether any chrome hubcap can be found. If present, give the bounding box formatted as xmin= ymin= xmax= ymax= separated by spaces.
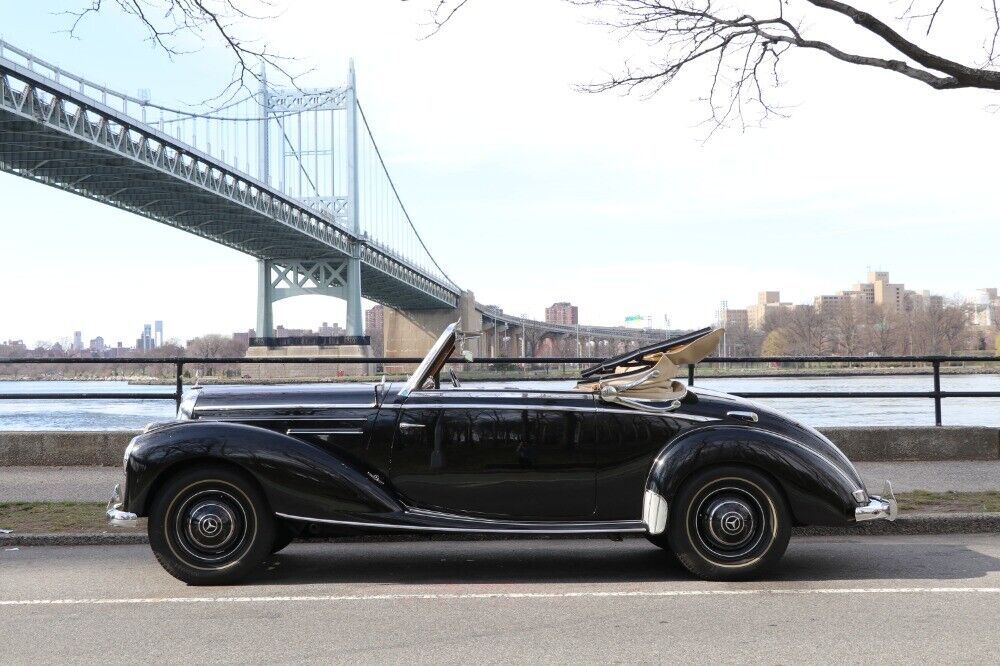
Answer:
xmin=693 ymin=485 xmax=768 ymax=561
xmin=171 ymin=487 xmax=252 ymax=566
xmin=185 ymin=500 xmax=238 ymax=551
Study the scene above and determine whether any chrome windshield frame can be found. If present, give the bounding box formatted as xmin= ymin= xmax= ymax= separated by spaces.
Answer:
xmin=398 ymin=322 xmax=459 ymax=399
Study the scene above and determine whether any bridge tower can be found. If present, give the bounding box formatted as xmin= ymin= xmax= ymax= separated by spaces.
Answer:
xmin=254 ymin=62 xmax=364 ymax=338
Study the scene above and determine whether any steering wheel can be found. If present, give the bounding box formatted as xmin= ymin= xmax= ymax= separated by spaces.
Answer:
xmin=448 ymin=367 xmax=462 ymax=388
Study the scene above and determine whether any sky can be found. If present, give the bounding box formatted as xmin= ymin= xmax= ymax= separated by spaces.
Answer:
xmin=1 ymin=0 xmax=998 ymax=346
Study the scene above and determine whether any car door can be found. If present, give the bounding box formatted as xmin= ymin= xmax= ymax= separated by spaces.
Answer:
xmin=388 ymin=390 xmax=597 ymax=520
xmin=591 ymin=408 xmax=685 ymax=520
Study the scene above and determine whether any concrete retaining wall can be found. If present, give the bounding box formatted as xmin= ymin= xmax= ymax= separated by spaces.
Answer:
xmin=0 ymin=431 xmax=139 ymax=466
xmin=1 ymin=426 xmax=998 ymax=467
xmin=823 ymin=427 xmax=1000 ymax=462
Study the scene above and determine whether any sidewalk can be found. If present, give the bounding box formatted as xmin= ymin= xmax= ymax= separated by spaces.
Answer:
xmin=2 ymin=462 xmax=999 ymax=503
xmin=2 ymin=466 xmax=120 ymax=502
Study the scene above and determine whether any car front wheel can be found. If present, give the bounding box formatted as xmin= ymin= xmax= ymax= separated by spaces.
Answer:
xmin=148 ymin=464 xmax=274 ymax=585
xmin=667 ymin=465 xmax=790 ymax=581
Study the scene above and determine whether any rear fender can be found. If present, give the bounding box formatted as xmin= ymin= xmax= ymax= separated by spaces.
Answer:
xmin=125 ymin=421 xmax=401 ymax=519
xmin=646 ymin=426 xmax=858 ymax=527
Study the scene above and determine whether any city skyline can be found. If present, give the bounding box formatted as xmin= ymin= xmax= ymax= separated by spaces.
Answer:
xmin=2 ymin=3 xmax=999 ymax=344
xmin=5 ymin=267 xmax=996 ymax=353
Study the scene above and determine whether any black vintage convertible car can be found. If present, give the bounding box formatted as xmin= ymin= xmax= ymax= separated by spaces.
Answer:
xmin=107 ymin=323 xmax=896 ymax=584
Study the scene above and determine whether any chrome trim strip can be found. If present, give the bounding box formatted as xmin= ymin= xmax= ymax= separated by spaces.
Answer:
xmin=286 ymin=428 xmax=364 ymax=435
xmin=194 ymin=403 xmax=375 ymax=413
xmin=417 ymin=390 xmax=590 ymax=400
xmin=405 ymin=507 xmax=640 ymax=529
xmin=198 ymin=415 xmax=370 ymax=422
xmin=398 ymin=422 xmax=425 ymax=429
xmin=383 ymin=402 xmax=718 ymax=422
xmin=274 ymin=512 xmax=647 ymax=534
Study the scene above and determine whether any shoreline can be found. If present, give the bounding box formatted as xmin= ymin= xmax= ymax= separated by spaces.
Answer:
xmin=2 ymin=364 xmax=1000 ymax=384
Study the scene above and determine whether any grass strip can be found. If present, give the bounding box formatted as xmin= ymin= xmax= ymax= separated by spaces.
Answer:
xmin=0 ymin=502 xmax=145 ymax=534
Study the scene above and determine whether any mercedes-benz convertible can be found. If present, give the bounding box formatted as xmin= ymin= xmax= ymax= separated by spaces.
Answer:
xmin=107 ymin=323 xmax=896 ymax=584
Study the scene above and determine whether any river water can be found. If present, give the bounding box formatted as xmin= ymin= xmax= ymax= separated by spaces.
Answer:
xmin=1 ymin=374 xmax=998 ymax=430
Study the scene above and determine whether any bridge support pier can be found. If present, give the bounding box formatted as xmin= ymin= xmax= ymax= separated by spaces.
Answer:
xmin=344 ymin=257 xmax=363 ymax=337
xmin=256 ymin=259 xmax=274 ymax=338
xmin=384 ymin=290 xmax=482 ymax=364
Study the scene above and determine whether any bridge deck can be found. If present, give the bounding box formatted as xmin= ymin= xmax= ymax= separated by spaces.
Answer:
xmin=0 ymin=58 xmax=457 ymax=310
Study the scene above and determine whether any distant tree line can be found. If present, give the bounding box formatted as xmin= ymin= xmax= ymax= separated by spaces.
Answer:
xmin=723 ymin=301 xmax=987 ymax=358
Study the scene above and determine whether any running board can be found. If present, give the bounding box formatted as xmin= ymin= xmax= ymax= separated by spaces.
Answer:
xmin=275 ymin=509 xmax=646 ymax=535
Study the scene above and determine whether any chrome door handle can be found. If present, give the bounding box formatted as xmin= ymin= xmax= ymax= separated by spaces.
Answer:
xmin=399 ymin=422 xmax=425 ymax=429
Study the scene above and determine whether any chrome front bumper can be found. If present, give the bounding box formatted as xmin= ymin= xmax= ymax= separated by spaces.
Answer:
xmin=855 ymin=480 xmax=898 ymax=522
xmin=106 ymin=484 xmax=139 ymax=527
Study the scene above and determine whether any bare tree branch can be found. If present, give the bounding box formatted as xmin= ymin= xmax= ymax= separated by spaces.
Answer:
xmin=414 ymin=0 xmax=1000 ymax=133
xmin=804 ymin=0 xmax=1000 ymax=88
xmin=414 ymin=0 xmax=473 ymax=38
xmin=61 ymin=0 xmax=304 ymax=103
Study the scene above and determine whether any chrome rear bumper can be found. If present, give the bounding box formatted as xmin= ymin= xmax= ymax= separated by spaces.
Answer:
xmin=106 ymin=484 xmax=138 ymax=527
xmin=855 ymin=480 xmax=898 ymax=522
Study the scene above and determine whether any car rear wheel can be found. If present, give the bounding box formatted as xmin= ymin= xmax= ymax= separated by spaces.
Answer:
xmin=667 ymin=465 xmax=790 ymax=581
xmin=148 ymin=464 xmax=274 ymax=585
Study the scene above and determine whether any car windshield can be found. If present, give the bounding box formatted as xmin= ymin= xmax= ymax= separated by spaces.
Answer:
xmin=399 ymin=322 xmax=458 ymax=397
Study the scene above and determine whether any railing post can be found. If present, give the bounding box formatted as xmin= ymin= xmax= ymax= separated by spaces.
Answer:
xmin=175 ymin=361 xmax=184 ymax=412
xmin=688 ymin=363 xmax=695 ymax=386
xmin=932 ymin=360 xmax=942 ymax=426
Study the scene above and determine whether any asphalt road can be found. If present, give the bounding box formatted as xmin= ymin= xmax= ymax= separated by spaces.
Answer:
xmin=5 ymin=460 xmax=1000 ymax=502
xmin=2 ymin=535 xmax=1000 ymax=663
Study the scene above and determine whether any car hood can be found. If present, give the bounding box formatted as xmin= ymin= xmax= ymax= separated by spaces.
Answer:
xmin=187 ymin=382 xmax=382 ymax=416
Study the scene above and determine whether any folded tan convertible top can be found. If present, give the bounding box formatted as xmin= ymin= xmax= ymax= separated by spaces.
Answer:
xmin=575 ymin=328 xmax=724 ymax=402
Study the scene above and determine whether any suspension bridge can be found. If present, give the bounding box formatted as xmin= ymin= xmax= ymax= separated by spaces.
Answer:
xmin=0 ymin=39 xmax=673 ymax=357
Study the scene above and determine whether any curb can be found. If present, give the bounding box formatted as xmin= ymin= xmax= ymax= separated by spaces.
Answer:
xmin=1 ymin=532 xmax=149 ymax=547
xmin=2 ymin=513 xmax=997 ymax=547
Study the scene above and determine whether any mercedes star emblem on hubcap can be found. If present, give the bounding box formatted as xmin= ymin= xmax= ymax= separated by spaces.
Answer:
xmin=721 ymin=512 xmax=744 ymax=535
xmin=199 ymin=515 xmax=222 ymax=536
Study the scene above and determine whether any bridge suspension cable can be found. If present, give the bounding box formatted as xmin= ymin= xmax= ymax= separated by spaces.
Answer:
xmin=355 ymin=101 xmax=460 ymax=291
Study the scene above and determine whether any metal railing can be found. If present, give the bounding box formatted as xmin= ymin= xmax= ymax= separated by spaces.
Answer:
xmin=1 ymin=355 xmax=999 ymax=426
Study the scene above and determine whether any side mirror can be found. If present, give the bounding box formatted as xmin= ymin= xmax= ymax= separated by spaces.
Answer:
xmin=461 ymin=350 xmax=474 ymax=362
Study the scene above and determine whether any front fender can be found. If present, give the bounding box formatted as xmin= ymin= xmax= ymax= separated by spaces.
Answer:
xmin=124 ymin=421 xmax=402 ymax=519
xmin=646 ymin=425 xmax=862 ymax=526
